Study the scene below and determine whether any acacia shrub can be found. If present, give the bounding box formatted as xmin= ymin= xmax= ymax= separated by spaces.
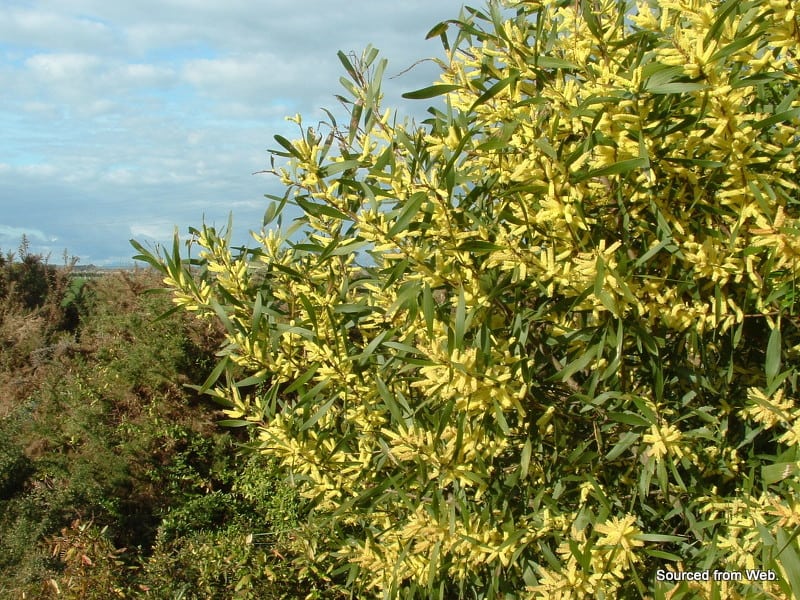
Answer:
xmin=137 ymin=0 xmax=800 ymax=597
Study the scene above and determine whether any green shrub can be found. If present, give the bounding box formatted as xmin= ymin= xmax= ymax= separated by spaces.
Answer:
xmin=0 ymin=270 xmax=245 ymax=596
xmin=137 ymin=451 xmax=331 ymax=599
xmin=0 ymin=411 xmax=32 ymax=498
xmin=138 ymin=0 xmax=800 ymax=597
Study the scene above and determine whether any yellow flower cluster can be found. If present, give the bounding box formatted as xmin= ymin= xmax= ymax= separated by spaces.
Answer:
xmin=529 ymin=515 xmax=644 ymax=599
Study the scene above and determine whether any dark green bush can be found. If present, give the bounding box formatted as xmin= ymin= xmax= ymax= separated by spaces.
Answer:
xmin=0 ymin=417 xmax=32 ymax=500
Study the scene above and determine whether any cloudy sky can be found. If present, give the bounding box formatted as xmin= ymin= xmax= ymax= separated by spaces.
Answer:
xmin=0 ymin=0 xmax=467 ymax=266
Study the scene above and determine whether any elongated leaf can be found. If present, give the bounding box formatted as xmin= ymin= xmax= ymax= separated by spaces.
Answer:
xmin=454 ymin=288 xmax=466 ymax=350
xmin=469 ymin=73 xmax=518 ymax=112
xmin=300 ymin=396 xmax=336 ymax=431
xmin=645 ymin=549 xmax=683 ymax=561
xmin=606 ymin=432 xmax=639 ymax=461
xmin=557 ymin=349 xmax=595 ymax=382
xmin=707 ymin=32 xmax=762 ymax=64
xmin=353 ymin=329 xmax=393 ymax=365
xmin=388 ymin=192 xmax=426 ymax=237
xmin=130 ymin=239 xmax=167 ymax=272
xmin=402 ymin=84 xmax=461 ymax=100
xmin=571 ymin=158 xmax=647 ymax=183
xmin=520 ymin=438 xmax=532 ymax=479
xmin=533 ymin=56 xmax=580 ymax=70
xmin=336 ymin=50 xmax=359 ymax=82
xmin=457 ymin=240 xmax=504 ymax=253
xmin=284 ymin=363 xmax=320 ymax=395
xmin=199 ymin=355 xmax=230 ymax=393
xmin=609 ymin=411 xmax=650 ymax=427
xmin=762 ymin=462 xmax=797 ymax=485
xmin=236 ymin=372 xmax=268 ymax=388
xmin=425 ymin=20 xmax=451 ymax=40
xmin=766 ymin=321 xmax=782 ymax=385
xmin=704 ymin=0 xmax=743 ymax=46
xmin=422 ymin=284 xmax=435 ymax=337
xmin=776 ymin=528 xmax=800 ymax=598
xmin=383 ymin=341 xmax=425 ymax=355
xmin=753 ymin=108 xmax=800 ymax=131
xmin=296 ymin=196 xmax=350 ymax=221
xmin=328 ymin=239 xmax=370 ymax=257
xmin=376 ymin=376 xmax=403 ymax=423
xmin=333 ymin=303 xmax=375 ymax=315
xmin=635 ymin=533 xmax=685 ymax=543
xmin=273 ymin=134 xmax=303 ymax=159
xmin=320 ymin=159 xmax=360 ymax=177
xmin=217 ymin=419 xmax=256 ymax=428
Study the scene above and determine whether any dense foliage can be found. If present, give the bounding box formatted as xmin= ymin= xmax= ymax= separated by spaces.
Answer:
xmin=0 ymin=257 xmax=324 ymax=598
xmin=137 ymin=0 xmax=800 ymax=597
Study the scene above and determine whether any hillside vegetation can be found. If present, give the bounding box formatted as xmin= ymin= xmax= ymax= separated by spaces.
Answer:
xmin=135 ymin=0 xmax=800 ymax=598
xmin=0 ymin=248 xmax=334 ymax=598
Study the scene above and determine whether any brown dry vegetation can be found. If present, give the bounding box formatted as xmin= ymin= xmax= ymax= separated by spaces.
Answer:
xmin=0 ymin=250 xmax=329 ymax=598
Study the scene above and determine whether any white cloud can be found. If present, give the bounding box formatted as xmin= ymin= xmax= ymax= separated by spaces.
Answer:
xmin=0 ymin=6 xmax=116 ymax=54
xmin=0 ymin=224 xmax=51 ymax=243
xmin=25 ymin=51 xmax=102 ymax=79
xmin=129 ymin=223 xmax=175 ymax=240
xmin=1 ymin=0 xmax=468 ymax=263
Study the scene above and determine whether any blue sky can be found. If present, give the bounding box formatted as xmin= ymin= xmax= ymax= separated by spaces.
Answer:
xmin=0 ymin=0 xmax=467 ymax=266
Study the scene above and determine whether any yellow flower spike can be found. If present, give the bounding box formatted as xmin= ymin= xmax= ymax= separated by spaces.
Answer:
xmin=642 ymin=422 xmax=689 ymax=461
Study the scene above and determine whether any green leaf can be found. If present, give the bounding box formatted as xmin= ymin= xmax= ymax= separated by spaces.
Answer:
xmin=753 ymin=108 xmax=800 ymax=131
xmin=351 ymin=329 xmax=392 ymax=365
xmin=520 ymin=438 xmax=532 ymax=480
xmin=707 ymin=31 xmax=762 ymax=64
xmin=703 ymin=0 xmax=743 ymax=47
xmin=336 ymin=50 xmax=359 ymax=82
xmin=388 ymin=192 xmax=426 ymax=237
xmin=376 ymin=376 xmax=403 ymax=423
xmin=606 ymin=432 xmax=639 ymax=461
xmin=762 ymin=462 xmax=797 ymax=486
xmin=454 ymin=288 xmax=466 ymax=351
xmin=645 ymin=549 xmax=683 ymax=561
xmin=262 ymin=194 xmax=289 ymax=226
xmin=320 ymin=159 xmax=360 ymax=177
xmin=776 ymin=528 xmax=800 ymax=598
xmin=425 ymin=21 xmax=450 ymax=40
xmin=273 ymin=134 xmax=303 ymax=159
xmin=284 ymin=363 xmax=320 ymax=395
xmin=469 ymin=73 xmax=518 ymax=112
xmin=557 ymin=348 xmax=595 ymax=382
xmin=236 ymin=372 xmax=268 ymax=388
xmin=492 ymin=399 xmax=510 ymax=434
xmin=383 ymin=341 xmax=425 ymax=355
xmin=218 ymin=419 xmax=256 ymax=428
xmin=594 ymin=254 xmax=606 ymax=298
xmin=457 ymin=240 xmax=504 ymax=253
xmin=199 ymin=356 xmax=230 ymax=394
xmin=766 ymin=320 xmax=782 ymax=385
xmin=634 ymin=238 xmax=672 ymax=268
xmin=571 ymin=157 xmax=647 ymax=183
xmin=422 ymin=284 xmax=435 ymax=337
xmin=130 ymin=239 xmax=167 ymax=272
xmin=296 ymin=196 xmax=350 ymax=221
xmin=635 ymin=533 xmax=685 ymax=543
xmin=402 ymin=84 xmax=461 ymax=100
xmin=328 ymin=239 xmax=370 ymax=256
xmin=300 ymin=396 xmax=336 ymax=432
xmin=609 ymin=411 xmax=650 ymax=427
xmin=333 ymin=303 xmax=376 ymax=315
xmin=532 ymin=56 xmax=580 ymax=70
